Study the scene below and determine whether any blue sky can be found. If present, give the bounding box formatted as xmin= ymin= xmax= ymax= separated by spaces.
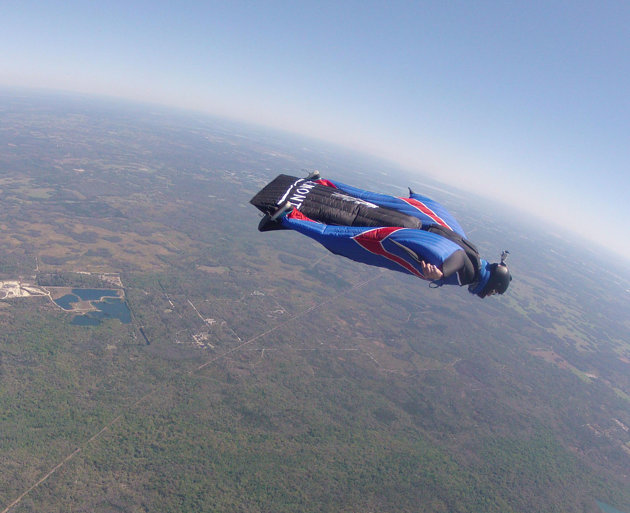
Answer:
xmin=2 ymin=1 xmax=629 ymax=260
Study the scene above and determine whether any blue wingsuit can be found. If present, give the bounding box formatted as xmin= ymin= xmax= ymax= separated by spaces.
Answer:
xmin=252 ymin=175 xmax=492 ymax=296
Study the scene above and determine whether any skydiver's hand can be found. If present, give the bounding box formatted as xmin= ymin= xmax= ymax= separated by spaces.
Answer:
xmin=421 ymin=261 xmax=443 ymax=281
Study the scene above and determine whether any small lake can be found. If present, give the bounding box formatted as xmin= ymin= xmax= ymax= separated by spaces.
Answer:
xmin=53 ymin=288 xmax=131 ymax=326
xmin=54 ymin=288 xmax=120 ymax=310
xmin=55 ymin=293 xmax=82 ymax=311
xmin=71 ymin=297 xmax=132 ymax=326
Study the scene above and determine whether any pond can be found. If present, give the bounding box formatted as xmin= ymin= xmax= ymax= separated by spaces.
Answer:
xmin=71 ymin=297 xmax=132 ymax=326
xmin=53 ymin=288 xmax=132 ymax=326
xmin=54 ymin=288 xmax=120 ymax=310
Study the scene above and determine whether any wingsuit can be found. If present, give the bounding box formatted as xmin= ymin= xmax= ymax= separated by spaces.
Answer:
xmin=250 ymin=174 xmax=511 ymax=298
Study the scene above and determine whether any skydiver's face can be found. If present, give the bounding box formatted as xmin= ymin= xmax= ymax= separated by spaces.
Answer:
xmin=485 ymin=289 xmax=498 ymax=296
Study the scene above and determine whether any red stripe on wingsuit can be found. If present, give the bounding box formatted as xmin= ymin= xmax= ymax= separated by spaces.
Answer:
xmin=313 ymin=179 xmax=338 ymax=188
xmin=399 ymin=197 xmax=452 ymax=230
xmin=287 ymin=209 xmax=314 ymax=221
xmin=353 ymin=227 xmax=424 ymax=278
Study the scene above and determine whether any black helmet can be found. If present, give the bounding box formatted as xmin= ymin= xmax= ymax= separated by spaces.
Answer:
xmin=480 ymin=263 xmax=512 ymax=298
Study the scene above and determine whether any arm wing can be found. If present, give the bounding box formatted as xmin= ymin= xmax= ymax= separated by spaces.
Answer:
xmin=282 ymin=209 xmax=463 ymax=282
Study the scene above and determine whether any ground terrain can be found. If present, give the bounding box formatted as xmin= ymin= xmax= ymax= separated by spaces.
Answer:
xmin=0 ymin=91 xmax=629 ymax=512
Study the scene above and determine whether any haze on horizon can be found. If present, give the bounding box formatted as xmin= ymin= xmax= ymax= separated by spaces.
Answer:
xmin=2 ymin=1 xmax=629 ymax=262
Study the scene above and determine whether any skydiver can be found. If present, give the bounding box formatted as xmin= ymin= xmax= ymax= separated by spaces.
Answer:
xmin=250 ymin=173 xmax=512 ymax=299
